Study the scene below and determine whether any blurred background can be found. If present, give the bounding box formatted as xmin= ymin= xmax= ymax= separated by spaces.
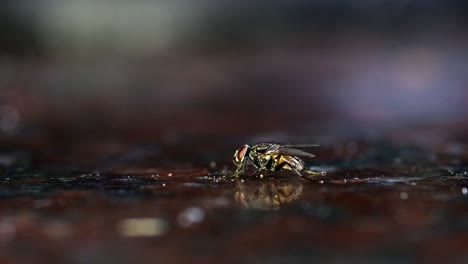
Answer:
xmin=1 ymin=0 xmax=468 ymax=142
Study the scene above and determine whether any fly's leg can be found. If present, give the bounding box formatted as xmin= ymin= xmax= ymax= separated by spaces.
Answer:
xmin=247 ymin=168 xmax=261 ymax=178
xmin=303 ymin=170 xmax=326 ymax=176
xmin=273 ymin=161 xmax=289 ymax=173
xmin=274 ymin=160 xmax=311 ymax=180
xmin=232 ymin=168 xmax=243 ymax=178
xmin=233 ymin=162 xmax=247 ymax=177
xmin=247 ymin=162 xmax=262 ymax=177
xmin=232 ymin=159 xmax=259 ymax=178
xmin=300 ymin=170 xmax=326 ymax=181
xmin=292 ymin=167 xmax=302 ymax=177
xmin=232 ymin=159 xmax=247 ymax=177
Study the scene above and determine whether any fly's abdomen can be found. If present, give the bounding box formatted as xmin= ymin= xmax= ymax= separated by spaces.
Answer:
xmin=272 ymin=155 xmax=304 ymax=172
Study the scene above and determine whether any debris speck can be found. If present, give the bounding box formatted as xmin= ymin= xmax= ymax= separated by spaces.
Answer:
xmin=177 ymin=207 xmax=205 ymax=228
xmin=168 ymin=173 xmax=173 ymax=177
xmin=462 ymin=187 xmax=468 ymax=195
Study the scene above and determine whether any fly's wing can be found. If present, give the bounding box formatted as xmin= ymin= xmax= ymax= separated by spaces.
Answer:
xmin=282 ymin=144 xmax=321 ymax=148
xmin=277 ymin=147 xmax=316 ymax=159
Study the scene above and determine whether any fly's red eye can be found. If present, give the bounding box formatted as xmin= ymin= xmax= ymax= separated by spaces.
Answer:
xmin=235 ymin=145 xmax=249 ymax=162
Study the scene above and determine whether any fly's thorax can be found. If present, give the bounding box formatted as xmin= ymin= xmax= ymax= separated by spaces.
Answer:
xmin=251 ymin=152 xmax=275 ymax=168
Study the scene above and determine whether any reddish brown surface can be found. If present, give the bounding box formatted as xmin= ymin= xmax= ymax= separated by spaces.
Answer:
xmin=2 ymin=2 xmax=468 ymax=263
xmin=1 ymin=123 xmax=468 ymax=264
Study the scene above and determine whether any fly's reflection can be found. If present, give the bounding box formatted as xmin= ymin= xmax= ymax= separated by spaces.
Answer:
xmin=234 ymin=180 xmax=303 ymax=210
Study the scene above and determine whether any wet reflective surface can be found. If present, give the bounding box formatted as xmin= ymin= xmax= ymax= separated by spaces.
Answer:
xmin=1 ymin=124 xmax=468 ymax=263
xmin=3 ymin=1 xmax=468 ymax=263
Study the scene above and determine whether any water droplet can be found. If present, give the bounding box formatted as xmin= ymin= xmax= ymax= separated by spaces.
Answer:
xmin=177 ymin=207 xmax=205 ymax=228
xmin=34 ymin=199 xmax=52 ymax=209
xmin=0 ymin=219 xmax=15 ymax=243
xmin=44 ymin=221 xmax=71 ymax=238
xmin=317 ymin=206 xmax=331 ymax=218
xmin=400 ymin=192 xmax=408 ymax=200
xmin=209 ymin=161 xmax=216 ymax=168
xmin=0 ymin=105 xmax=20 ymax=133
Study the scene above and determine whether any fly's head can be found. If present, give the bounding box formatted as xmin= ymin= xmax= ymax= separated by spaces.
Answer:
xmin=233 ymin=144 xmax=250 ymax=168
